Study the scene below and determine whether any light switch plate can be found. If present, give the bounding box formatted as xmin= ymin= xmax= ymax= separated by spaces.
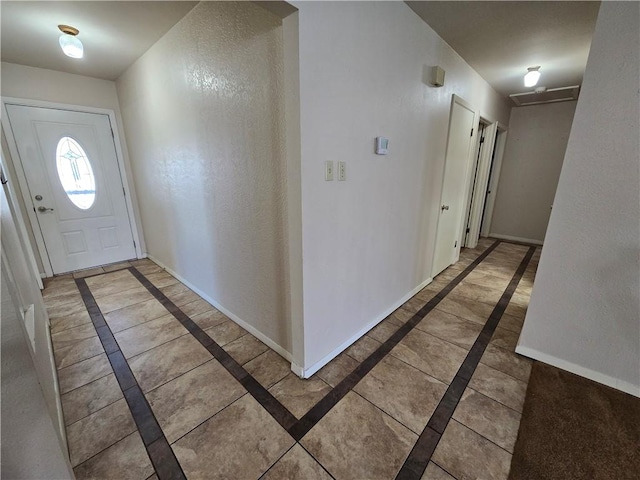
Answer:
xmin=325 ymin=161 xmax=334 ymax=181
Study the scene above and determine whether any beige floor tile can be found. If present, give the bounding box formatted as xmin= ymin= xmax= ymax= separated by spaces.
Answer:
xmin=390 ymin=329 xmax=467 ymax=384
xmin=204 ymin=320 xmax=247 ymax=346
xmin=101 ymin=261 xmax=132 ymax=273
xmin=130 ymin=258 xmax=154 ymax=267
xmin=44 ymin=274 xmax=75 ymax=289
xmin=55 ymin=336 xmax=104 ymax=369
xmin=354 ymin=355 xmax=447 ymax=434
xmin=146 ymin=360 xmax=245 ymax=443
xmin=432 ymin=420 xmax=511 ymax=480
xmin=315 ymin=353 xmax=359 ymax=387
xmin=222 ymin=334 xmax=269 ymax=365
xmin=391 ymin=308 xmax=415 ymax=324
xmin=50 ymin=310 xmax=92 ymax=334
xmin=468 ymin=363 xmax=528 ymax=412
xmin=301 ymin=391 xmax=417 ymax=480
xmin=85 ymin=270 xmax=138 ymax=294
xmin=421 ymin=462 xmax=456 ymax=480
xmin=51 ymin=323 xmax=97 ymax=351
xmin=435 ymin=293 xmax=494 ymax=325
xmin=498 ymin=313 xmax=524 ymax=334
xmin=47 ymin=298 xmax=87 ymax=318
xmin=61 ymin=374 xmax=123 ymax=425
xmin=73 ymin=432 xmax=153 ymax=480
xmin=42 ymin=282 xmax=79 ymax=300
xmin=58 ymin=353 xmax=113 ymax=394
xmin=451 ymin=282 xmax=504 ymax=305
xmin=480 ymin=344 xmax=532 ymax=382
xmin=173 ymin=395 xmax=294 ymax=479
xmin=104 ymin=298 xmax=169 ymax=333
xmin=509 ymin=291 xmax=530 ymax=308
xmin=367 ymin=318 xmax=402 ymax=343
xmin=190 ymin=308 xmax=228 ymax=330
xmin=128 ymin=335 xmax=211 ymax=392
xmin=145 ymin=271 xmax=179 ymax=288
xmin=95 ymin=287 xmax=153 ymax=314
xmin=464 ymin=270 xmax=511 ymax=290
xmin=345 ymin=335 xmax=381 ymax=362
xmin=489 ymin=327 xmax=521 ymax=351
xmin=135 ymin=263 xmax=163 ymax=275
xmin=453 ymin=388 xmax=521 ymax=453
xmin=165 ymin=289 xmax=200 ymax=307
xmin=402 ymin=296 xmax=427 ymax=314
xmin=245 ymin=350 xmax=292 ymax=389
xmin=114 ymin=314 xmax=188 ymax=358
xmin=416 ymin=309 xmax=483 ymax=350
xmin=73 ymin=267 xmax=105 ymax=279
xmin=504 ymin=302 xmax=527 ymax=319
xmin=66 ymin=398 xmax=136 ymax=467
xmin=182 ymin=298 xmax=214 ymax=317
xmin=269 ymin=374 xmax=331 ymax=419
xmin=262 ymin=444 xmax=332 ymax=480
xmin=159 ymin=282 xmax=190 ymax=298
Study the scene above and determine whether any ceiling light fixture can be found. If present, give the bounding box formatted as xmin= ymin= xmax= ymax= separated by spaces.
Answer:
xmin=524 ymin=66 xmax=541 ymax=88
xmin=58 ymin=25 xmax=83 ymax=59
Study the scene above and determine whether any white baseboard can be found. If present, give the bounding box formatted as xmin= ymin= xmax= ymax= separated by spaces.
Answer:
xmin=145 ymin=255 xmax=293 ymax=364
xmin=295 ymin=276 xmax=434 ymax=378
xmin=516 ymin=345 xmax=640 ymax=398
xmin=489 ymin=233 xmax=544 ymax=246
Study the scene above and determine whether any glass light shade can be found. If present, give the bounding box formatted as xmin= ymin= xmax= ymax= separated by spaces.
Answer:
xmin=524 ymin=70 xmax=541 ymax=88
xmin=59 ymin=34 xmax=83 ymax=58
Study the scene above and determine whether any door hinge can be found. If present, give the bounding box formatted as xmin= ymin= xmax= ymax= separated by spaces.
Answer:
xmin=123 ymin=187 xmax=126 ymax=196
xmin=454 ymin=241 xmax=458 ymax=248
xmin=466 ymin=227 xmax=470 ymax=233
xmin=480 ymin=136 xmax=485 ymax=144
xmin=470 ymin=128 xmax=473 ymax=137
xmin=133 ymin=240 xmax=136 ymax=249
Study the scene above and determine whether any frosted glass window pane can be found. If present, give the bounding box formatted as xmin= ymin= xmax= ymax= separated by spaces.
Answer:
xmin=56 ymin=137 xmax=96 ymax=210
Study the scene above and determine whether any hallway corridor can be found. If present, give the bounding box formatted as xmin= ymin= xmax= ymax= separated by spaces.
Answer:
xmin=45 ymin=238 xmax=539 ymax=479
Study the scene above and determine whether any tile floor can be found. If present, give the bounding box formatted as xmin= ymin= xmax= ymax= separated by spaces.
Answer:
xmin=44 ymin=238 xmax=539 ymax=479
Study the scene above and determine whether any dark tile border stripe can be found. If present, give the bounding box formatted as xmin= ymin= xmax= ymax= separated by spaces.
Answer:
xmin=395 ymin=245 xmax=536 ymax=480
xmin=75 ymin=278 xmax=186 ymax=480
xmin=128 ymin=267 xmax=299 ymax=432
xmin=287 ymin=240 xmax=503 ymax=441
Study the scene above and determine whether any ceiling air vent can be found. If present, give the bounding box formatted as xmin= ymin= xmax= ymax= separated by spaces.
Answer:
xmin=510 ymin=85 xmax=580 ymax=106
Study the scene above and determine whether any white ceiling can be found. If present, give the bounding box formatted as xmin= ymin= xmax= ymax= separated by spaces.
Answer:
xmin=1 ymin=1 xmax=198 ymax=81
xmin=2 ymin=1 xmax=600 ymax=95
xmin=407 ymin=1 xmax=601 ymax=97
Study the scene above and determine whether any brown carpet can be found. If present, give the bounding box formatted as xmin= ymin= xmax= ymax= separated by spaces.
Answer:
xmin=509 ymin=362 xmax=640 ymax=480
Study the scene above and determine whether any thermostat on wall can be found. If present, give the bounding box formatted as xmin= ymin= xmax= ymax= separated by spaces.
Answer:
xmin=375 ymin=137 xmax=389 ymax=155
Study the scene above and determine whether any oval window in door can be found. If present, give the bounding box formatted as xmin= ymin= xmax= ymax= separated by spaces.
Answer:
xmin=56 ymin=137 xmax=96 ymax=210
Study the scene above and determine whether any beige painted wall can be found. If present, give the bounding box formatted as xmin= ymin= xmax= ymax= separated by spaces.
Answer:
xmin=491 ymin=101 xmax=577 ymax=243
xmin=518 ymin=1 xmax=639 ymax=396
xmin=116 ymin=2 xmax=292 ymax=354
xmin=293 ymin=1 xmax=512 ymax=372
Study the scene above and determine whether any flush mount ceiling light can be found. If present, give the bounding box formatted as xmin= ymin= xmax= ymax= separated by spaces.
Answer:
xmin=58 ymin=25 xmax=83 ymax=59
xmin=524 ymin=66 xmax=541 ymax=88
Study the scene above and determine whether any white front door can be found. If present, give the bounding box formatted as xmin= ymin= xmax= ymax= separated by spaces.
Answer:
xmin=432 ymin=96 xmax=477 ymax=277
xmin=6 ymin=105 xmax=136 ymax=274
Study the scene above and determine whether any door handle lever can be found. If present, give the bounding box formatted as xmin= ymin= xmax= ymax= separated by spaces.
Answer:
xmin=441 ymin=205 xmax=450 ymax=211
xmin=37 ymin=206 xmax=54 ymax=213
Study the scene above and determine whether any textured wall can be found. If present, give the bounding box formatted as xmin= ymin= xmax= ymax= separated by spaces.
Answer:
xmin=294 ymin=1 xmax=511 ymax=371
xmin=491 ymin=101 xmax=577 ymax=243
xmin=116 ymin=3 xmax=290 ymax=352
xmin=518 ymin=1 xmax=639 ymax=395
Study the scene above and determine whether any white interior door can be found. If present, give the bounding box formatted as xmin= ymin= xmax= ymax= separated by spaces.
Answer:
xmin=432 ymin=96 xmax=477 ymax=277
xmin=6 ymin=105 xmax=136 ymax=274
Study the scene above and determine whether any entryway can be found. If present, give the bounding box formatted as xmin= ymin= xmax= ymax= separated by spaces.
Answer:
xmin=4 ymin=103 xmax=138 ymax=275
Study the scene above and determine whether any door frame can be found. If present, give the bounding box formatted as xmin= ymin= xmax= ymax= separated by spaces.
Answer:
xmin=1 ymin=97 xmax=144 ymax=277
xmin=480 ymin=123 xmax=508 ymax=238
xmin=431 ymin=94 xmax=479 ymax=278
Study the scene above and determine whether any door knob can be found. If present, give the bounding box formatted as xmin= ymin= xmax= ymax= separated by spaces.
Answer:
xmin=37 ymin=206 xmax=54 ymax=213
xmin=441 ymin=205 xmax=450 ymax=211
